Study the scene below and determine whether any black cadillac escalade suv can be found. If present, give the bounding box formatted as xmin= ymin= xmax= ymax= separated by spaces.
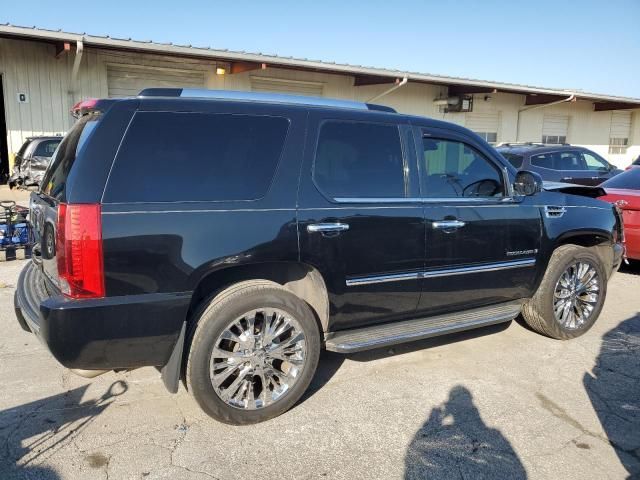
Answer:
xmin=15 ymin=89 xmax=624 ymax=424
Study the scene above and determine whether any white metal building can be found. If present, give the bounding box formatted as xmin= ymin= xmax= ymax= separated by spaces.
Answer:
xmin=1 ymin=23 xmax=639 ymax=177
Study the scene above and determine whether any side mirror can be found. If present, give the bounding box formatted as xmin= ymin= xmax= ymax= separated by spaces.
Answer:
xmin=513 ymin=170 xmax=543 ymax=196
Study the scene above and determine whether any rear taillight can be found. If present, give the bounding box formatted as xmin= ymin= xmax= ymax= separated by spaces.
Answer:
xmin=70 ymin=98 xmax=98 ymax=118
xmin=56 ymin=203 xmax=105 ymax=298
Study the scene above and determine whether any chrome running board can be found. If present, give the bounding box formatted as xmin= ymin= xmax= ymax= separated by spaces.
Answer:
xmin=324 ymin=300 xmax=523 ymax=353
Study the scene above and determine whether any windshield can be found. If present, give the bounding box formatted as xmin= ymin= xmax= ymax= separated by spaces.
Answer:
xmin=500 ymin=152 xmax=524 ymax=169
xmin=32 ymin=139 xmax=61 ymax=158
xmin=602 ymin=168 xmax=640 ymax=190
xmin=40 ymin=115 xmax=100 ymax=200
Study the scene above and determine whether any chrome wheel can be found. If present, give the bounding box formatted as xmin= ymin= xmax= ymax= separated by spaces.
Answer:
xmin=209 ymin=308 xmax=306 ymax=410
xmin=553 ymin=261 xmax=600 ymax=330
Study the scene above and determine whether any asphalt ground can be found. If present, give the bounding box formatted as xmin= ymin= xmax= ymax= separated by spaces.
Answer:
xmin=0 ymin=258 xmax=639 ymax=479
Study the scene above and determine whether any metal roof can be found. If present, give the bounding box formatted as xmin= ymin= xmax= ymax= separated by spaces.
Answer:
xmin=1 ymin=23 xmax=639 ymax=106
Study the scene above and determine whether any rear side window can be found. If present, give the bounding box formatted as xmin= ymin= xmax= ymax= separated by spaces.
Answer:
xmin=105 ymin=112 xmax=289 ymax=203
xmin=42 ymin=115 xmax=100 ymax=200
xmin=530 ymin=153 xmax=554 ymax=169
xmin=313 ymin=120 xmax=405 ymax=199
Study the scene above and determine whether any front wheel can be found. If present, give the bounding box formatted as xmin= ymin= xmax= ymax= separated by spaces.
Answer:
xmin=186 ymin=280 xmax=320 ymax=424
xmin=522 ymin=245 xmax=607 ymax=339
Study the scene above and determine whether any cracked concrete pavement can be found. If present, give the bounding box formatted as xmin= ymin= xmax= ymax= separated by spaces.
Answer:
xmin=0 ymin=258 xmax=639 ymax=479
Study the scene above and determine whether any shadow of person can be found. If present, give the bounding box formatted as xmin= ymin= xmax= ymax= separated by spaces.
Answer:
xmin=405 ymin=385 xmax=527 ymax=480
xmin=584 ymin=314 xmax=640 ymax=477
xmin=0 ymin=380 xmax=128 ymax=479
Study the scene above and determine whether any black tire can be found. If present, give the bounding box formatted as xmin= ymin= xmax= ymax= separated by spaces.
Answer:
xmin=522 ymin=244 xmax=607 ymax=339
xmin=186 ymin=280 xmax=321 ymax=424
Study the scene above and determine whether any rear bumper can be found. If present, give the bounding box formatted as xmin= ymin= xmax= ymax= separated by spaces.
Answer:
xmin=15 ymin=262 xmax=190 ymax=370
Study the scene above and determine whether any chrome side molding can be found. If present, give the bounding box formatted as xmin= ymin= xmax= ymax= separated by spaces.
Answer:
xmin=346 ymin=258 xmax=536 ymax=286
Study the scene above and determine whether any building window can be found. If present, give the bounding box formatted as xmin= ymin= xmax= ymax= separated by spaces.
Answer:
xmin=609 ymin=137 xmax=629 ymax=155
xmin=475 ymin=132 xmax=498 ymax=144
xmin=465 ymin=113 xmax=500 ymax=145
xmin=542 ymin=135 xmax=566 ymax=145
xmin=542 ymin=114 xmax=569 ymax=145
xmin=609 ymin=111 xmax=632 ymax=155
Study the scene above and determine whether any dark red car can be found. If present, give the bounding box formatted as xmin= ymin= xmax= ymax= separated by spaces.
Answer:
xmin=600 ymin=168 xmax=640 ymax=260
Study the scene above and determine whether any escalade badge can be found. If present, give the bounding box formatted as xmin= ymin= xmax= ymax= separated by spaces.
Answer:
xmin=506 ymin=249 xmax=538 ymax=256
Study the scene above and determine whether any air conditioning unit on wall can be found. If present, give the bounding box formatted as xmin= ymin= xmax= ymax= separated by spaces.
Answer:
xmin=435 ymin=95 xmax=474 ymax=113
xmin=445 ymin=95 xmax=473 ymax=113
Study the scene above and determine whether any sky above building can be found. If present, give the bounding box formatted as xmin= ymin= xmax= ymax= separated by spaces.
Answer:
xmin=2 ymin=0 xmax=639 ymax=98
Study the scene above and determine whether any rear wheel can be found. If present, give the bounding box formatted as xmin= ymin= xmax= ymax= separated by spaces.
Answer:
xmin=186 ymin=280 xmax=320 ymax=424
xmin=522 ymin=245 xmax=607 ymax=339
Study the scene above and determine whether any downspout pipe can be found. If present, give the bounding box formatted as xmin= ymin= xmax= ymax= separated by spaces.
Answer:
xmin=367 ymin=76 xmax=408 ymax=103
xmin=70 ymin=39 xmax=84 ymax=93
xmin=516 ymin=93 xmax=575 ymax=142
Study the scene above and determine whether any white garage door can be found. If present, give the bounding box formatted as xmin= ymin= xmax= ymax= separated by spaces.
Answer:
xmin=465 ymin=113 xmax=500 ymax=143
xmin=251 ymin=76 xmax=324 ymax=97
xmin=542 ymin=114 xmax=569 ymax=144
xmin=107 ymin=64 xmax=206 ymax=98
xmin=610 ymin=111 xmax=632 ymax=138
xmin=609 ymin=111 xmax=632 ymax=154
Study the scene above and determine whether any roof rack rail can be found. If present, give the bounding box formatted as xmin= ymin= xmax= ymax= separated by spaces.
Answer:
xmin=138 ymin=88 xmax=397 ymax=113
xmin=497 ymin=141 xmax=544 ymax=147
xmin=498 ymin=141 xmax=573 ymax=148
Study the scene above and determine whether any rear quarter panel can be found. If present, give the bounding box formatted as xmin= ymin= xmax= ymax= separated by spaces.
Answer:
xmin=100 ymin=101 xmax=307 ymax=296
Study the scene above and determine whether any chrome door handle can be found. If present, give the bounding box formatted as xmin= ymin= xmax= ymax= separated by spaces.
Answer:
xmin=432 ymin=220 xmax=466 ymax=230
xmin=307 ymin=223 xmax=350 ymax=233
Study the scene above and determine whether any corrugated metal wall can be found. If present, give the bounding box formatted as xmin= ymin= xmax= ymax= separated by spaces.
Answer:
xmin=0 ymin=37 xmax=639 ymax=170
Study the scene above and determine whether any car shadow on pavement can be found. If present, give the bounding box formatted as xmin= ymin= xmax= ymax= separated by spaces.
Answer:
xmin=404 ymin=385 xmax=527 ymax=480
xmin=584 ymin=313 xmax=640 ymax=477
xmin=0 ymin=380 xmax=127 ymax=479
xmin=300 ymin=322 xmax=511 ymax=405
xmin=619 ymin=261 xmax=640 ymax=277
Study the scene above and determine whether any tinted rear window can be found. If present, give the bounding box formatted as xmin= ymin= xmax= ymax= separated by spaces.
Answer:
xmin=500 ymin=152 xmax=524 ymax=169
xmin=602 ymin=169 xmax=640 ymax=190
xmin=105 ymin=112 xmax=289 ymax=203
xmin=41 ymin=115 xmax=100 ymax=200
xmin=531 ymin=153 xmax=554 ymax=169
